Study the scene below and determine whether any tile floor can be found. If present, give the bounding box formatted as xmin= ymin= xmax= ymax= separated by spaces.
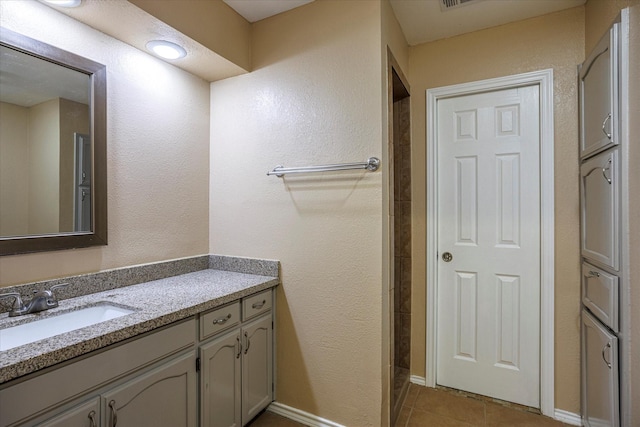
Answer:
xmin=248 ymin=384 xmax=575 ymax=427
xmin=394 ymin=366 xmax=411 ymax=419
xmin=397 ymin=384 xmax=573 ymax=426
xmin=248 ymin=411 xmax=305 ymax=427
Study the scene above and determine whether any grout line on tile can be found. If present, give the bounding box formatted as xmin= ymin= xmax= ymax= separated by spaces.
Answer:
xmin=435 ymin=384 xmax=541 ymax=415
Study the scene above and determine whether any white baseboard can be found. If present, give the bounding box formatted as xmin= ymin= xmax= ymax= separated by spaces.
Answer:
xmin=409 ymin=375 xmax=427 ymax=386
xmin=269 ymin=395 xmax=581 ymax=427
xmin=268 ymin=402 xmax=345 ymax=427
xmin=554 ymin=409 xmax=582 ymax=425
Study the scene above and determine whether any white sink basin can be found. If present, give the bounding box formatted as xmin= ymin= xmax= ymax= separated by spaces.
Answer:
xmin=0 ymin=303 xmax=135 ymax=351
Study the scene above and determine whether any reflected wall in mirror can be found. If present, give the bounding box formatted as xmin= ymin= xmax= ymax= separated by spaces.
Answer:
xmin=0 ymin=27 xmax=107 ymax=256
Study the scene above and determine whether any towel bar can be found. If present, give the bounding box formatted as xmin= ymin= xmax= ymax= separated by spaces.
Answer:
xmin=267 ymin=157 xmax=380 ymax=177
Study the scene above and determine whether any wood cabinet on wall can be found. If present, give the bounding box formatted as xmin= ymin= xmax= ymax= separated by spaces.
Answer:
xmin=579 ymin=8 xmax=634 ymax=427
xmin=579 ymin=19 xmax=619 ymax=159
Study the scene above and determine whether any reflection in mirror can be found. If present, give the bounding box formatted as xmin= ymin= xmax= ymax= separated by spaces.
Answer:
xmin=1 ymin=45 xmax=91 ymax=236
xmin=0 ymin=27 xmax=107 ymax=256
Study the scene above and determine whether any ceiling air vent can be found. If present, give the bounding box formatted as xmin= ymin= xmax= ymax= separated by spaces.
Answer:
xmin=440 ymin=0 xmax=482 ymax=12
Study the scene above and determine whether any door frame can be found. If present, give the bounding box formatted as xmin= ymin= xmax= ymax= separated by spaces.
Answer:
xmin=425 ymin=69 xmax=555 ymax=416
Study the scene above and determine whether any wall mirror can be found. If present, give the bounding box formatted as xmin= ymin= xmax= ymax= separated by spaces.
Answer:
xmin=0 ymin=27 xmax=107 ymax=256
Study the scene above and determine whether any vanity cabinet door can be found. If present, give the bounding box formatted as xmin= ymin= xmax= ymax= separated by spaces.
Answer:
xmin=198 ymin=290 xmax=275 ymax=427
xmin=32 ymin=398 xmax=100 ymax=427
xmin=241 ymin=314 xmax=273 ymax=425
xmin=200 ymin=330 xmax=242 ymax=427
xmin=102 ymin=352 xmax=197 ymax=427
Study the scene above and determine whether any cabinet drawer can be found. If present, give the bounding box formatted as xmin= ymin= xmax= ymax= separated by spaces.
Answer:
xmin=243 ymin=290 xmax=272 ymax=321
xmin=200 ymin=302 xmax=240 ymax=340
xmin=582 ymin=262 xmax=619 ymax=332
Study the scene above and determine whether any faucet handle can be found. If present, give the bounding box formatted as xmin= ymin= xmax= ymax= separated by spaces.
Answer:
xmin=50 ymin=282 xmax=69 ymax=292
xmin=49 ymin=283 xmax=69 ymax=299
xmin=0 ymin=292 xmax=26 ymax=312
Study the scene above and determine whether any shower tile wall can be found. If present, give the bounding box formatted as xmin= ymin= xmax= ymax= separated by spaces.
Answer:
xmin=394 ymin=97 xmax=411 ymax=370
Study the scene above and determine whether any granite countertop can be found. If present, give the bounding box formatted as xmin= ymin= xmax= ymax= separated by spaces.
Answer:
xmin=0 ymin=268 xmax=278 ymax=384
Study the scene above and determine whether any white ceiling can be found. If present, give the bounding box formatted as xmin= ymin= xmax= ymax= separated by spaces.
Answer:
xmin=390 ymin=0 xmax=586 ymax=45
xmin=224 ymin=0 xmax=586 ymax=45
xmin=223 ymin=0 xmax=314 ymax=23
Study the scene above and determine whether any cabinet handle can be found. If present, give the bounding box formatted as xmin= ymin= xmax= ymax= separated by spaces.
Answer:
xmin=602 ymin=342 xmax=612 ymax=369
xmin=88 ymin=410 xmax=97 ymax=427
xmin=236 ymin=335 xmax=242 ymax=359
xmin=244 ymin=331 xmax=250 ymax=354
xmin=588 ymin=270 xmax=601 ymax=278
xmin=212 ymin=313 xmax=232 ymax=325
xmin=601 ymin=113 xmax=612 ymax=140
xmin=109 ymin=400 xmax=118 ymax=427
xmin=602 ymin=158 xmax=612 ymax=184
xmin=252 ymin=300 xmax=266 ymax=310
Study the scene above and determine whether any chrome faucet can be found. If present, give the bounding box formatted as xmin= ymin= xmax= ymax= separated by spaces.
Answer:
xmin=0 ymin=283 xmax=68 ymax=317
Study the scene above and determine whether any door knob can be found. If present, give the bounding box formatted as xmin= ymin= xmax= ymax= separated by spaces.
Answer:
xmin=442 ymin=252 xmax=453 ymax=262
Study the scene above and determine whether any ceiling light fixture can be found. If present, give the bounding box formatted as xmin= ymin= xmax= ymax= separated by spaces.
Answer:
xmin=146 ymin=40 xmax=187 ymax=60
xmin=43 ymin=0 xmax=82 ymax=7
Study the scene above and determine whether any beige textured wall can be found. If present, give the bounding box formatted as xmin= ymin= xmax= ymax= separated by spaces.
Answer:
xmin=585 ymin=0 xmax=640 ymax=53
xmin=408 ymin=7 xmax=585 ymax=413
xmin=0 ymin=1 xmax=210 ymax=286
xmin=210 ymin=1 xmax=386 ymax=425
xmin=0 ymin=103 xmax=29 ymax=236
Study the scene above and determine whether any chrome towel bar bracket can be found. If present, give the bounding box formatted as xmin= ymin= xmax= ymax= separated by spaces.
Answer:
xmin=267 ymin=157 xmax=380 ymax=177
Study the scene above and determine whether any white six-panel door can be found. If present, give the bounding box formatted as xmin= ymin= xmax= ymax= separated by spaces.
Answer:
xmin=436 ymin=85 xmax=541 ymax=407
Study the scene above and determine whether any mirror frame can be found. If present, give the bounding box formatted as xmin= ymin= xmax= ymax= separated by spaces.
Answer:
xmin=0 ymin=28 xmax=107 ymax=256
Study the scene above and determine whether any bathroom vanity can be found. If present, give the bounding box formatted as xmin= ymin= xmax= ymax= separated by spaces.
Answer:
xmin=0 ymin=257 xmax=278 ymax=427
